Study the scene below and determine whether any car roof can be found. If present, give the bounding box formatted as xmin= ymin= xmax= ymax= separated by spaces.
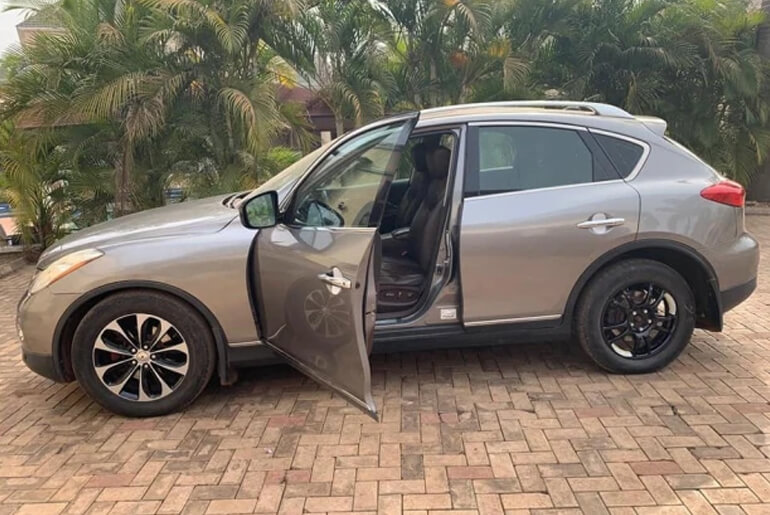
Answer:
xmin=414 ymin=101 xmax=664 ymax=143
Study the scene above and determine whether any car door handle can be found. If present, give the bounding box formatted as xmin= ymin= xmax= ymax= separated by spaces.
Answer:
xmin=318 ymin=267 xmax=351 ymax=294
xmin=577 ymin=217 xmax=625 ymax=229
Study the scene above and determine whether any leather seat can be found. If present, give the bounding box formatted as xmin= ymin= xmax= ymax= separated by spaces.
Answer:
xmin=380 ymin=256 xmax=424 ymax=287
xmin=379 ymin=145 xmax=451 ymax=300
xmin=393 ymin=144 xmax=430 ymax=229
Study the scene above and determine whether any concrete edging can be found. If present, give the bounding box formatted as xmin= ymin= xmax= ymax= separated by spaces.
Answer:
xmin=747 ymin=205 xmax=770 ymax=216
xmin=0 ymin=255 xmax=26 ymax=279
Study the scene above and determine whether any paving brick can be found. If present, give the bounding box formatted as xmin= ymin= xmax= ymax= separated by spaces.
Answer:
xmin=700 ymin=487 xmax=759 ymax=504
xmin=254 ymin=484 xmax=284 ymax=513
xmin=677 ymin=490 xmax=719 ymax=515
xmin=741 ymin=473 xmax=770 ymax=502
xmin=158 ymin=486 xmax=193 ymax=514
xmin=402 ymin=493 xmax=452 ymax=510
xmin=379 ymin=480 xmax=425 ymax=495
xmin=600 ymin=490 xmax=656 ymax=507
xmin=500 ymin=493 xmax=553 ymax=509
xmin=606 ymin=462 xmax=643 ymax=490
xmin=15 ymin=503 xmax=67 ymax=515
xmin=354 ymin=481 xmax=377 ymax=510
xmin=567 ymin=476 xmax=619 ymax=492
xmin=544 ymin=477 xmax=578 ymax=507
xmin=304 ymin=495 xmax=354 ymax=512
xmin=630 ymin=461 xmax=683 ymax=475
xmin=447 ymin=466 xmax=495 ymax=480
xmin=640 ymin=475 xmax=680 ymax=505
xmin=571 ymin=494 xmax=607 ymax=515
xmin=205 ymin=498 xmax=256 ymax=514
xmin=475 ymin=494 xmax=504 ymax=515
xmin=665 ymin=473 xmax=720 ymax=490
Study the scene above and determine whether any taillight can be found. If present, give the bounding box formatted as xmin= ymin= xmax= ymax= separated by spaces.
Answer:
xmin=700 ymin=180 xmax=745 ymax=208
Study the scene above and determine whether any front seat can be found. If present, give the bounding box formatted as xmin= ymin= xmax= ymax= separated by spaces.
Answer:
xmin=381 ymin=143 xmax=430 ymax=233
xmin=378 ymin=145 xmax=451 ymax=308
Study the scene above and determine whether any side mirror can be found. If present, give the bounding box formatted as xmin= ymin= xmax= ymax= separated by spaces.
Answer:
xmin=239 ymin=191 xmax=279 ymax=229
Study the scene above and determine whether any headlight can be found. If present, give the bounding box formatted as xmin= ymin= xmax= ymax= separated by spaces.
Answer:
xmin=29 ymin=248 xmax=104 ymax=295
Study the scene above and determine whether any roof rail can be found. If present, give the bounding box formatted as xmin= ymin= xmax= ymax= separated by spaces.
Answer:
xmin=421 ymin=101 xmax=635 ymax=119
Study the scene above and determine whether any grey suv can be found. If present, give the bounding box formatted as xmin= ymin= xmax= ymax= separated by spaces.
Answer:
xmin=17 ymin=101 xmax=759 ymax=418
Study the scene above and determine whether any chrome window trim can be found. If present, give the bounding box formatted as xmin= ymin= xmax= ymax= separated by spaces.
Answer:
xmin=465 ymin=314 xmax=561 ymax=327
xmin=227 ymin=340 xmax=261 ymax=348
xmin=588 ymin=128 xmax=651 ymax=182
xmin=464 ymin=179 xmax=625 ymax=202
xmin=280 ymin=226 xmax=376 ymax=233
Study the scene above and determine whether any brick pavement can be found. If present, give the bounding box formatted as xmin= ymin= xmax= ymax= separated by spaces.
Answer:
xmin=0 ymin=217 xmax=768 ymax=514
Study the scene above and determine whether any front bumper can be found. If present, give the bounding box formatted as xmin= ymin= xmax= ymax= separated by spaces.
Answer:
xmin=21 ymin=348 xmax=65 ymax=382
xmin=17 ymin=285 xmax=78 ymax=383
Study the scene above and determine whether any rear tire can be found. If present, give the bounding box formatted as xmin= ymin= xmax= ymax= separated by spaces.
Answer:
xmin=575 ymin=259 xmax=695 ymax=374
xmin=72 ymin=291 xmax=216 ymax=417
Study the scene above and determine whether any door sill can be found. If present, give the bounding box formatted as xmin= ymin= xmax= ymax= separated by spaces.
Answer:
xmin=464 ymin=314 xmax=561 ymax=327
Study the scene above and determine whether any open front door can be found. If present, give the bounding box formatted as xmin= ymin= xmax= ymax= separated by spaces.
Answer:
xmin=250 ymin=114 xmax=418 ymax=419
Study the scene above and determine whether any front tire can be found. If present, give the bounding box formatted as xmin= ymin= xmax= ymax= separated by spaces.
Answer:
xmin=72 ymin=291 xmax=216 ymax=417
xmin=575 ymin=259 xmax=695 ymax=374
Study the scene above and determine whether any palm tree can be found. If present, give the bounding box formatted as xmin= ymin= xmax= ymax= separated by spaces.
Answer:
xmin=0 ymin=123 xmax=68 ymax=250
xmin=1 ymin=0 xmax=312 ymax=216
xmin=515 ymin=0 xmax=769 ymax=183
xmin=653 ymin=1 xmax=770 ymax=183
xmin=1 ymin=0 xmax=172 ymax=215
xmin=381 ymin=0 xmax=512 ymax=109
xmin=298 ymin=0 xmax=390 ymax=136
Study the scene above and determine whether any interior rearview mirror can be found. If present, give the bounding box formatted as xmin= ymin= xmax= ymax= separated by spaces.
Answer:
xmin=239 ymin=191 xmax=279 ymax=229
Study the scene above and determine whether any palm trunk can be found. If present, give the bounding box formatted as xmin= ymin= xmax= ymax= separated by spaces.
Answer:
xmin=335 ymin=116 xmax=345 ymax=138
xmin=114 ymin=142 xmax=133 ymax=217
xmin=759 ymin=0 xmax=770 ymax=57
xmin=429 ymin=60 xmax=438 ymax=106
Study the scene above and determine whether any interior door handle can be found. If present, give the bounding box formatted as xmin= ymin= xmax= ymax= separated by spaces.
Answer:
xmin=318 ymin=267 xmax=351 ymax=295
xmin=577 ymin=217 xmax=625 ymax=229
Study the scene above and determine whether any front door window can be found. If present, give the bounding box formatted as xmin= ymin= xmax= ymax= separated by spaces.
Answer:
xmin=291 ymin=122 xmax=412 ymax=228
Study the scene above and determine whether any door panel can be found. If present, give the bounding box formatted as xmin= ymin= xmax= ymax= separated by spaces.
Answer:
xmin=460 ymin=183 xmax=640 ymax=325
xmin=250 ymin=114 xmax=418 ymax=419
xmin=255 ymin=226 xmax=379 ymax=416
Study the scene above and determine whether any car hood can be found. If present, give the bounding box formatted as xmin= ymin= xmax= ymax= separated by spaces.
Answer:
xmin=38 ymin=194 xmax=238 ymax=269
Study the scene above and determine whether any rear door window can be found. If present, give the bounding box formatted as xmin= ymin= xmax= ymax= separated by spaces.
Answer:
xmin=468 ymin=125 xmax=609 ymax=196
xmin=593 ymin=133 xmax=645 ymax=178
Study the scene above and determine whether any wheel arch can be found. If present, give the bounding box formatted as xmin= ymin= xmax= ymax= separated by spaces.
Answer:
xmin=565 ymin=239 xmax=722 ymax=332
xmin=52 ymin=281 xmax=231 ymax=384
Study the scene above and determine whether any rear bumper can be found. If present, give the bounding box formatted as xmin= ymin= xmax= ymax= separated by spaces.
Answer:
xmin=721 ymin=277 xmax=757 ymax=314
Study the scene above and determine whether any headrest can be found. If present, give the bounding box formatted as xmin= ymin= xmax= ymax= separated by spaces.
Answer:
xmin=412 ymin=143 xmax=428 ymax=173
xmin=426 ymin=146 xmax=450 ymax=179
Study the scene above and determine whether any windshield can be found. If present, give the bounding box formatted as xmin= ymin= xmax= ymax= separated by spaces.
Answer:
xmin=253 ymin=141 xmax=335 ymax=200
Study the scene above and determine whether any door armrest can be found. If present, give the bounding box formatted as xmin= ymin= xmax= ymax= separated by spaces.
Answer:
xmin=390 ymin=227 xmax=410 ymax=240
xmin=381 ymin=228 xmax=410 ymax=256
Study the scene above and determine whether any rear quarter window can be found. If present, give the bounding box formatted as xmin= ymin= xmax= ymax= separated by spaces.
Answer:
xmin=594 ymin=133 xmax=645 ymax=178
